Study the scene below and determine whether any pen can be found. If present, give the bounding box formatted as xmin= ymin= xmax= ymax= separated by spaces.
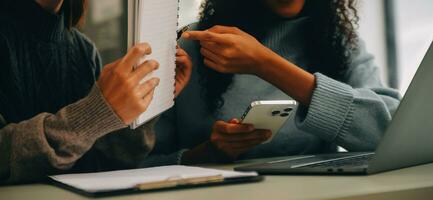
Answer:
xmin=135 ymin=174 xmax=224 ymax=190
xmin=177 ymin=25 xmax=190 ymax=41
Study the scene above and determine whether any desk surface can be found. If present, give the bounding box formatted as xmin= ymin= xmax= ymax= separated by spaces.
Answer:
xmin=1 ymin=157 xmax=433 ymax=200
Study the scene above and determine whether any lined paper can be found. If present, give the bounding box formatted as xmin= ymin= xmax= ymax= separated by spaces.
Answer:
xmin=131 ymin=0 xmax=178 ymax=128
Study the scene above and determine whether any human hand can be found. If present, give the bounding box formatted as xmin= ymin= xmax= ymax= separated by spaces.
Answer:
xmin=175 ymin=46 xmax=193 ymax=97
xmin=98 ymin=43 xmax=160 ymax=125
xmin=210 ymin=119 xmax=272 ymax=160
xmin=182 ymin=25 xmax=272 ymax=75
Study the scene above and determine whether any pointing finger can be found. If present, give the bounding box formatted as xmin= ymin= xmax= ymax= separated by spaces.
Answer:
xmin=182 ymin=31 xmax=232 ymax=45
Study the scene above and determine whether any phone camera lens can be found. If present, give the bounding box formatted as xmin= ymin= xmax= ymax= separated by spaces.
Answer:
xmin=272 ymin=110 xmax=281 ymax=116
xmin=284 ymin=108 xmax=293 ymax=112
xmin=280 ymin=113 xmax=289 ymax=117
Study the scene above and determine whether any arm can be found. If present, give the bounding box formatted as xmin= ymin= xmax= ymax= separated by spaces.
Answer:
xmin=183 ymin=26 xmax=315 ymax=105
xmin=65 ymin=36 xmax=167 ymax=170
xmin=294 ymin=42 xmax=400 ymax=151
xmin=183 ymin=26 xmax=400 ymax=151
xmin=251 ymin=40 xmax=400 ymax=151
xmin=0 ymin=41 xmax=161 ymax=183
xmin=257 ymin=41 xmax=400 ymax=151
xmin=99 ymin=45 xmax=193 ymax=169
xmin=0 ymin=85 xmax=125 ymax=184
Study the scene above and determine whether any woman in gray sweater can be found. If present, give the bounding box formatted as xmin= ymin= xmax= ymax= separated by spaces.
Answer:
xmin=144 ymin=0 xmax=401 ymax=166
xmin=0 ymin=0 xmax=192 ymax=183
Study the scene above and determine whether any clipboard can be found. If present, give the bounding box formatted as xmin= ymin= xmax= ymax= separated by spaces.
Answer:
xmin=49 ymin=166 xmax=264 ymax=198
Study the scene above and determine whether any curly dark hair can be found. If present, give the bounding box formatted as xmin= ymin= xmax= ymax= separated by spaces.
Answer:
xmin=197 ymin=0 xmax=360 ymax=114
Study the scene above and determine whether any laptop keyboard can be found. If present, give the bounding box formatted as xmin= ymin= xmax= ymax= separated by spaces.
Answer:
xmin=303 ymin=154 xmax=374 ymax=168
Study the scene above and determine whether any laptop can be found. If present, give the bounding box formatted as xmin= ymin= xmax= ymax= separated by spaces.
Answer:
xmin=235 ymin=42 xmax=433 ymax=175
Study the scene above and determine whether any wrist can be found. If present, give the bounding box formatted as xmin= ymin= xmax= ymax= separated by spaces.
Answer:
xmin=253 ymin=48 xmax=316 ymax=105
xmin=67 ymin=84 xmax=127 ymax=139
xmin=253 ymin=47 xmax=278 ymax=77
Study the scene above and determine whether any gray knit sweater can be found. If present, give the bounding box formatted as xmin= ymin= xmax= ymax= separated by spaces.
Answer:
xmin=0 ymin=1 xmax=155 ymax=184
xmin=141 ymin=18 xmax=401 ymax=166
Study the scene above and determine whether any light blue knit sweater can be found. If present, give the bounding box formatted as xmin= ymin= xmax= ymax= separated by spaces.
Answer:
xmin=140 ymin=17 xmax=401 ymax=167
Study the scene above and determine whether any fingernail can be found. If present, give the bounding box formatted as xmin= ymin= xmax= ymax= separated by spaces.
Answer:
xmin=148 ymin=60 xmax=159 ymax=70
xmin=182 ymin=32 xmax=190 ymax=39
xmin=229 ymin=118 xmax=238 ymax=124
xmin=153 ymin=78 xmax=160 ymax=86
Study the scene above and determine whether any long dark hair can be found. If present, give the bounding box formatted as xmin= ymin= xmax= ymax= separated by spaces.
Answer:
xmin=62 ymin=0 xmax=88 ymax=29
xmin=197 ymin=0 xmax=359 ymax=113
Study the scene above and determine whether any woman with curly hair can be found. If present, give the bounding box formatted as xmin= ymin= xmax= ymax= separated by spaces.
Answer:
xmin=143 ymin=0 xmax=400 ymax=165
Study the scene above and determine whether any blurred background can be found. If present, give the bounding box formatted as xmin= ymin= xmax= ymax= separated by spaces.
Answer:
xmin=81 ymin=0 xmax=433 ymax=95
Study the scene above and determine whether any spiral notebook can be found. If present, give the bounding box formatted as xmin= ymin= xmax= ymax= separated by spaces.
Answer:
xmin=127 ymin=0 xmax=179 ymax=129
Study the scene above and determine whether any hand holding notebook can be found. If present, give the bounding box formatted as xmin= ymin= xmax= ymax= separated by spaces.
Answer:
xmin=128 ymin=0 xmax=180 ymax=128
xmin=98 ymin=42 xmax=161 ymax=125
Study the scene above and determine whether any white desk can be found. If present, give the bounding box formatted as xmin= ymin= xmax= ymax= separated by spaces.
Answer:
xmin=1 ymin=158 xmax=433 ymax=200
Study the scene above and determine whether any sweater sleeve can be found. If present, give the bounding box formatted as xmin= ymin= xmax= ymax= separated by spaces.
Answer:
xmin=67 ymin=32 xmax=159 ymax=170
xmin=295 ymin=41 xmax=401 ymax=151
xmin=0 ymin=84 xmax=127 ymax=184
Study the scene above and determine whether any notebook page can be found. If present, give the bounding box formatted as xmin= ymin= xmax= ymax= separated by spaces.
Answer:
xmin=132 ymin=0 xmax=178 ymax=128
xmin=49 ymin=166 xmax=257 ymax=193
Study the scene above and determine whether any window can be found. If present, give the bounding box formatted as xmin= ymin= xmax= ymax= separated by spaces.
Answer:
xmin=393 ymin=0 xmax=433 ymax=94
xmin=81 ymin=0 xmax=202 ymax=65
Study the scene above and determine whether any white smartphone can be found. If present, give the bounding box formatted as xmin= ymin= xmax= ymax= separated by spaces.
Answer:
xmin=240 ymin=100 xmax=297 ymax=143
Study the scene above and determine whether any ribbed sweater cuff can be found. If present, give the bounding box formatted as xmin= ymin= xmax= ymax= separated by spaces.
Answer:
xmin=296 ymin=73 xmax=354 ymax=142
xmin=64 ymin=83 xmax=127 ymax=140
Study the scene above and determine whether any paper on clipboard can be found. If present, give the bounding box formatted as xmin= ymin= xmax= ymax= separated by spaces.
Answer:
xmin=49 ymin=165 xmax=258 ymax=193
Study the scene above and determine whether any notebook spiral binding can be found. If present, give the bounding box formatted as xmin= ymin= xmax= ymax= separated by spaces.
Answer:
xmin=128 ymin=0 xmax=180 ymax=129
xmin=173 ymin=0 xmax=180 ymax=96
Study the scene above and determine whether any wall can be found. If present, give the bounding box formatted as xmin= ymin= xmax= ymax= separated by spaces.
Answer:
xmin=357 ymin=0 xmax=389 ymax=86
xmin=394 ymin=0 xmax=433 ymax=94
